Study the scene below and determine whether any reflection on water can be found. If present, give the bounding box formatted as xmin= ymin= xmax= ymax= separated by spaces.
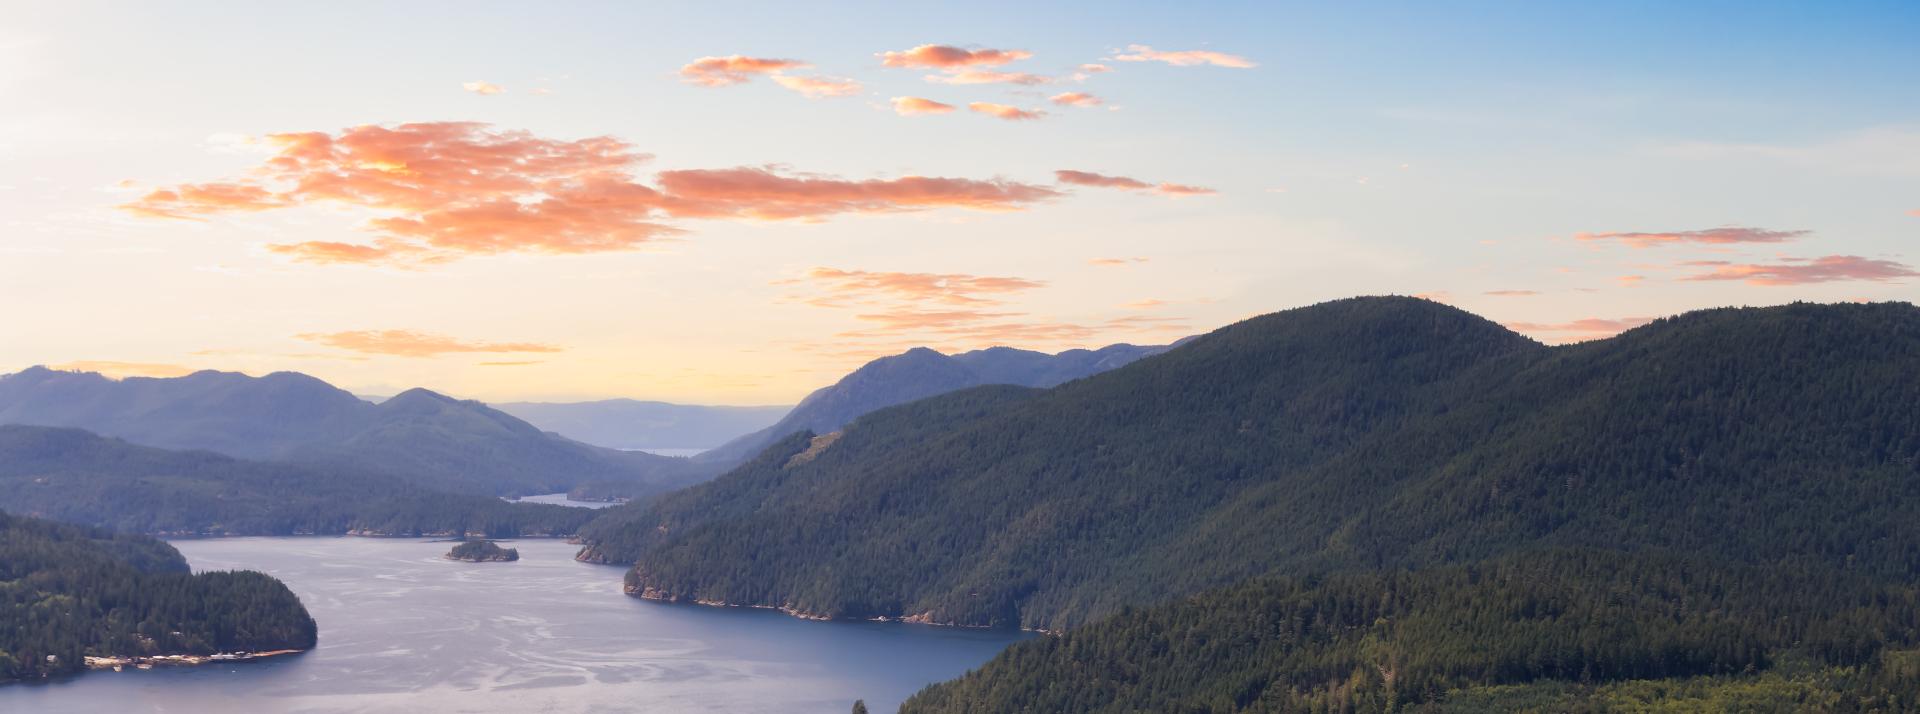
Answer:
xmin=0 ymin=538 xmax=1028 ymax=713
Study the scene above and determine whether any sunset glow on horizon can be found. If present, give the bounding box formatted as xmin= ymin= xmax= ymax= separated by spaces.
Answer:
xmin=3 ymin=1 xmax=1916 ymax=404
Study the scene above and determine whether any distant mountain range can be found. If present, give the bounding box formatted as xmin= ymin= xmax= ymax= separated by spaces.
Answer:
xmin=693 ymin=343 xmax=1170 ymax=467
xmin=0 ymin=425 xmax=599 ymax=536
xmin=490 ymin=399 xmax=789 ymax=451
xmin=0 ymin=367 xmax=698 ymax=497
xmin=581 ymin=297 xmax=1920 ymax=635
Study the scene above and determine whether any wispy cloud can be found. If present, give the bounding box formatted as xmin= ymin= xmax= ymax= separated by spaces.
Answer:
xmin=461 ymin=81 xmax=505 ymax=95
xmin=927 ymin=70 xmax=1051 ymax=86
xmin=1575 ymin=226 xmax=1810 ymax=248
xmin=299 ymin=329 xmax=563 ymax=358
xmin=1089 ymin=256 xmax=1149 ymax=267
xmin=1111 ymin=44 xmax=1255 ymax=68
xmin=121 ymin=123 xmax=1061 ymax=265
xmin=679 ymin=55 xmax=807 ymax=86
xmin=969 ymin=102 xmax=1046 ymax=121
xmin=1055 ymin=169 xmax=1215 ymax=196
xmin=795 ymin=268 xmax=1045 ymax=307
xmin=1483 ymin=289 xmax=1539 ymax=297
xmin=1503 ymin=316 xmax=1654 ymax=343
xmin=879 ymin=45 xmax=1031 ymax=69
xmin=890 ymin=96 xmax=957 ymax=116
xmin=1049 ymin=92 xmax=1102 ymax=107
xmin=770 ymin=74 xmax=862 ymax=98
xmin=1680 ymin=255 xmax=1919 ymax=285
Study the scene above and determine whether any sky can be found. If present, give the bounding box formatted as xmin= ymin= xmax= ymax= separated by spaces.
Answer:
xmin=2 ymin=1 xmax=1917 ymax=404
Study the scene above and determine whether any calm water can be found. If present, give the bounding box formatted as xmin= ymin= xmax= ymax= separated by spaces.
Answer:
xmin=514 ymin=492 xmax=624 ymax=509
xmin=0 ymin=538 xmax=1027 ymax=713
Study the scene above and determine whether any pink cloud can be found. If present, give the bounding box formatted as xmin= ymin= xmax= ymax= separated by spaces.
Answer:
xmin=1055 ymin=169 xmax=1216 ymax=197
xmin=1680 ymin=255 xmax=1920 ymax=285
xmin=122 ymin=123 xmax=1059 ymax=265
xmin=1089 ymin=256 xmax=1149 ymax=267
xmin=299 ymin=329 xmax=562 ymax=357
xmin=654 ymin=167 xmax=1060 ymax=220
xmin=927 ymin=70 xmax=1052 ymax=86
xmin=679 ymin=55 xmax=808 ymax=87
xmin=461 ymin=81 xmax=505 ymax=95
xmin=799 ymin=268 xmax=1045 ymax=306
xmin=1112 ymin=44 xmax=1255 ymax=68
xmin=1049 ymin=92 xmax=1103 ymax=107
xmin=879 ymin=45 xmax=1032 ymax=69
xmin=1574 ymin=226 xmax=1809 ymax=248
xmin=1617 ymin=275 xmax=1646 ymax=287
xmin=1503 ymin=316 xmax=1655 ymax=342
xmin=969 ymin=102 xmax=1046 ymax=121
xmin=770 ymin=74 xmax=862 ymax=98
xmin=1484 ymin=290 xmax=1539 ymax=297
xmin=891 ymin=96 xmax=957 ymax=116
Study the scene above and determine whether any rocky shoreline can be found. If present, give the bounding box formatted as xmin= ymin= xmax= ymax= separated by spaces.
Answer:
xmin=622 ymin=582 xmax=1058 ymax=635
xmin=84 ymin=649 xmax=304 ymax=672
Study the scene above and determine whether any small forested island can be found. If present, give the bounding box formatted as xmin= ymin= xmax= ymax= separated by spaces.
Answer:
xmin=0 ymin=510 xmax=316 ymax=682
xmin=446 ymin=540 xmax=519 ymax=562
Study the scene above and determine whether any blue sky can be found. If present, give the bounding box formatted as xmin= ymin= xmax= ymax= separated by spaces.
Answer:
xmin=2 ymin=1 xmax=1915 ymax=402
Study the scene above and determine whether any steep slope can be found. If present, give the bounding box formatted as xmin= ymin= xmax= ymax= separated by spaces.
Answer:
xmin=0 ymin=510 xmax=316 ymax=681
xmin=583 ymin=297 xmax=1920 ymax=631
xmin=693 ymin=342 xmax=1168 ymax=467
xmin=0 ymin=369 xmax=697 ymax=497
xmin=0 ymin=425 xmax=597 ymax=537
xmin=491 ymin=399 xmax=789 ymax=451
xmin=902 ymin=549 xmax=1920 ymax=712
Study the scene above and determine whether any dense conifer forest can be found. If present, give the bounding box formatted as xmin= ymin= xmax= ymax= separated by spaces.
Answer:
xmin=0 ymin=426 xmax=597 ymax=537
xmin=901 ymin=549 xmax=1920 ymax=712
xmin=0 ymin=511 xmax=316 ymax=682
xmin=578 ymin=298 xmax=1920 ymax=635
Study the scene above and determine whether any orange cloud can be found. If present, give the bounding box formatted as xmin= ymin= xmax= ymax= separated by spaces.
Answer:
xmin=1050 ymin=92 xmax=1103 ymax=107
xmin=120 ymin=182 xmax=289 ymax=219
xmin=771 ymin=74 xmax=862 ymax=98
xmin=891 ymin=96 xmax=957 ymax=115
xmin=1077 ymin=63 xmax=1111 ymax=74
xmin=800 ymin=268 xmax=1045 ymax=307
xmin=122 ymin=123 xmax=1058 ymax=265
xmin=1617 ymin=275 xmax=1646 ymax=287
xmin=927 ymin=70 xmax=1051 ymax=86
xmin=1112 ymin=44 xmax=1256 ymax=68
xmin=679 ymin=55 xmax=808 ymax=86
xmin=1055 ymin=169 xmax=1216 ymax=197
xmin=1089 ymin=256 xmax=1148 ymax=267
xmin=969 ymin=103 xmax=1046 ymax=121
xmin=1680 ymin=255 xmax=1920 ymax=285
xmin=1574 ymin=226 xmax=1809 ymax=248
xmin=880 ymin=45 xmax=1031 ymax=68
xmin=655 ymin=168 xmax=1059 ymax=220
xmin=299 ymin=329 xmax=563 ymax=358
xmin=46 ymin=361 xmax=198 ymax=378
xmin=1484 ymin=289 xmax=1539 ymax=297
xmin=461 ymin=81 xmax=505 ymax=95
xmin=1503 ymin=317 xmax=1654 ymax=343
xmin=1906 ymin=209 xmax=1919 ymax=217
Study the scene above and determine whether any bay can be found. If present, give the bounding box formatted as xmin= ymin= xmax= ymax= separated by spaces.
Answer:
xmin=0 ymin=537 xmax=1027 ymax=713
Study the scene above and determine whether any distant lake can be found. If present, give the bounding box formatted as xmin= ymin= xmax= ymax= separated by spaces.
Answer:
xmin=512 ymin=492 xmax=623 ymax=509
xmin=628 ymin=447 xmax=708 ymax=458
xmin=0 ymin=538 xmax=1029 ymax=713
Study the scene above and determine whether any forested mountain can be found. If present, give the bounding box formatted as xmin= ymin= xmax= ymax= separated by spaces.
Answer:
xmin=0 ymin=510 xmax=316 ymax=681
xmin=903 ymin=549 xmax=1920 ymax=712
xmin=580 ymin=297 xmax=1920 ymax=633
xmin=0 ymin=368 xmax=699 ymax=497
xmin=491 ymin=399 xmax=789 ymax=451
xmin=0 ymin=426 xmax=597 ymax=537
xmin=692 ymin=342 xmax=1167 ymax=467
